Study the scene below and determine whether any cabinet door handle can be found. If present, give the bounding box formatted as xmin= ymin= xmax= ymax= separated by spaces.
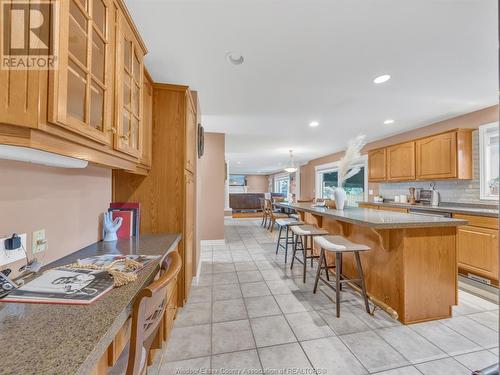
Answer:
xmin=121 ymin=131 xmax=131 ymax=141
xmin=108 ymin=127 xmax=117 ymax=134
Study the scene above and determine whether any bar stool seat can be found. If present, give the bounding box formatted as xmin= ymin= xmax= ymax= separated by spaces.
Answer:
xmin=275 ymin=219 xmax=305 ymax=263
xmin=313 ymin=235 xmax=371 ymax=318
xmin=290 ymin=225 xmax=329 ymax=283
xmin=314 ymin=235 xmax=370 ymax=252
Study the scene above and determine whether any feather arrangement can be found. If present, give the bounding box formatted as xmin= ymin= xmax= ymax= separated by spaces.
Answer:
xmin=337 ymin=134 xmax=366 ymax=186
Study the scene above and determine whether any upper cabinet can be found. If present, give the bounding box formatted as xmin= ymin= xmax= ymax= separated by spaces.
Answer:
xmin=387 ymin=141 xmax=415 ymax=181
xmin=49 ymin=0 xmax=115 ymax=145
xmin=367 ymin=129 xmax=472 ymax=183
xmin=0 ymin=0 xmax=153 ymax=174
xmin=115 ymin=10 xmax=145 ymax=157
xmin=416 ymin=130 xmax=472 ymax=180
xmin=368 ymin=148 xmax=386 ymax=182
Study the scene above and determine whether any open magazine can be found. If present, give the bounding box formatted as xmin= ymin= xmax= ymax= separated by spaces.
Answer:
xmin=1 ymin=254 xmax=160 ymax=305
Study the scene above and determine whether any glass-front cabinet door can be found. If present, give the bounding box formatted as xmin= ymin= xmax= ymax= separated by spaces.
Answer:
xmin=115 ymin=11 xmax=144 ymax=157
xmin=49 ymin=0 xmax=114 ymax=145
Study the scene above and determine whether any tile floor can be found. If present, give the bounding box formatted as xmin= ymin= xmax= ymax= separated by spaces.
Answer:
xmin=151 ymin=218 xmax=499 ymax=375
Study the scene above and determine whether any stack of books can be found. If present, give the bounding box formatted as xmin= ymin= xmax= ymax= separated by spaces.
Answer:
xmin=107 ymin=202 xmax=141 ymax=239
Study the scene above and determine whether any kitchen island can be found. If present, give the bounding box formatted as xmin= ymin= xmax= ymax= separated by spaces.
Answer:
xmin=275 ymin=202 xmax=468 ymax=324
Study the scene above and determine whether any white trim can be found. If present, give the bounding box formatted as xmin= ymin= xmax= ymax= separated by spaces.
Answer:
xmin=200 ymin=239 xmax=225 ymax=245
xmin=479 ymin=122 xmax=499 ymax=201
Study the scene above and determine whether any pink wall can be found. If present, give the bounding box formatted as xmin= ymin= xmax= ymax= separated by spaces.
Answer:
xmin=300 ymin=105 xmax=499 ymax=200
xmin=198 ymin=133 xmax=225 ymax=240
xmin=246 ymin=175 xmax=269 ymax=193
xmin=0 ymin=161 xmax=111 ymax=276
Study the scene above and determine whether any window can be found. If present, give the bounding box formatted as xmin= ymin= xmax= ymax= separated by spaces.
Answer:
xmin=315 ymin=158 xmax=367 ymax=206
xmin=480 ymin=122 xmax=499 ymax=200
xmin=274 ymin=176 xmax=290 ymax=195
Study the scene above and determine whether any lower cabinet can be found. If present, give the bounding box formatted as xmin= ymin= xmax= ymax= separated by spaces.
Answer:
xmin=457 ymin=225 xmax=498 ymax=284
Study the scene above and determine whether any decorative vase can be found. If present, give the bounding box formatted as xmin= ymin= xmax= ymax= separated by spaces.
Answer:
xmin=334 ymin=187 xmax=346 ymax=210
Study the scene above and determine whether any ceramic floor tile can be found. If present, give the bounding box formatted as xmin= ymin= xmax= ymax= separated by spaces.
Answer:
xmin=373 ymin=366 xmax=422 ymax=375
xmin=165 ymin=324 xmax=211 ymax=362
xmin=212 ymin=298 xmax=248 ymax=323
xmin=212 ymin=319 xmax=256 ymax=354
xmin=213 ymin=283 xmax=243 ymax=301
xmin=237 ymin=270 xmax=264 ymax=283
xmin=234 ymin=262 xmax=259 ymax=271
xmin=318 ymin=308 xmax=372 ymax=335
xmin=211 ymin=349 xmax=262 ymax=372
xmin=285 ymin=311 xmax=335 ymax=341
xmin=174 ymin=302 xmax=212 ymax=328
xmin=468 ymin=311 xmax=499 ymax=332
xmin=245 ymin=295 xmax=282 ymax=318
xmin=212 ymin=263 xmax=236 ymax=274
xmin=441 ymin=316 xmax=498 ymax=348
xmin=454 ymin=349 xmax=498 ymax=371
xmin=251 ymin=315 xmax=297 ymax=347
xmin=159 ymin=356 xmax=211 ymax=375
xmin=260 ymin=269 xmax=285 ymax=281
xmin=240 ymin=281 xmax=272 ymax=298
xmin=376 ymin=326 xmax=446 ymax=364
xmin=188 ymin=286 xmax=212 ymax=303
xmin=415 ymin=357 xmax=470 ymax=375
xmin=410 ymin=321 xmax=482 ymax=356
xmin=258 ymin=343 xmax=313 ymax=372
xmin=274 ymin=293 xmax=312 ymax=314
xmin=265 ymin=280 xmax=294 ymax=295
xmin=213 ymin=272 xmax=239 ymax=285
xmin=197 ymin=274 xmax=213 ymax=287
xmin=341 ymin=330 xmax=409 ymax=373
xmin=301 ymin=336 xmax=367 ymax=375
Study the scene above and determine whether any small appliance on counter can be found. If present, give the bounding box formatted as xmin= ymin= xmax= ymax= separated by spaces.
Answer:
xmin=373 ymin=195 xmax=384 ymax=203
xmin=419 ymin=183 xmax=440 ymax=206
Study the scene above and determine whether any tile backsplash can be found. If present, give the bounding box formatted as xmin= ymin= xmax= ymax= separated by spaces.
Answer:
xmin=378 ymin=130 xmax=493 ymax=205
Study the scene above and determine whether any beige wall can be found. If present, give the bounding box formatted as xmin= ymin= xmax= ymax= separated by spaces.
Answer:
xmin=0 ymin=161 xmax=111 ymax=276
xmin=300 ymin=105 xmax=499 ymax=200
xmin=246 ymin=175 xmax=269 ymax=193
xmin=198 ymin=133 xmax=225 ymax=241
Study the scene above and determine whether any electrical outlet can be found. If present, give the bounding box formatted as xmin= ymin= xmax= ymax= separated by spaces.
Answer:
xmin=32 ymin=229 xmax=47 ymax=254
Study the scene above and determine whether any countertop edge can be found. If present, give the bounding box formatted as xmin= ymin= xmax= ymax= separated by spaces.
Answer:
xmin=359 ymin=201 xmax=499 ymax=218
xmin=77 ymin=234 xmax=182 ymax=375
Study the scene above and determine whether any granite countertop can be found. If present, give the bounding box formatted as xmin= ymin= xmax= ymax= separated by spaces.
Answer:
xmin=275 ymin=202 xmax=468 ymax=229
xmin=0 ymin=233 xmax=181 ymax=375
xmin=359 ymin=201 xmax=499 ymax=218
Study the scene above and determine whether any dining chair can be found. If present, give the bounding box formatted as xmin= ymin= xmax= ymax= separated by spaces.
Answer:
xmin=265 ymin=198 xmax=288 ymax=232
xmin=109 ymin=251 xmax=182 ymax=375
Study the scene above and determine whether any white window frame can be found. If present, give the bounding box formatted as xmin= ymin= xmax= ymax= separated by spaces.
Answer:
xmin=273 ymin=173 xmax=290 ymax=195
xmin=479 ymin=122 xmax=499 ymax=201
xmin=314 ymin=156 xmax=368 ymax=202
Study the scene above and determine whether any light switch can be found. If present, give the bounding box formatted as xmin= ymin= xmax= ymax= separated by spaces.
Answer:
xmin=32 ymin=229 xmax=47 ymax=254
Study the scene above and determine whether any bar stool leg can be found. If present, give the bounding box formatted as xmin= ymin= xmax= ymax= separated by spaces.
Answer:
xmin=302 ymin=235 xmax=307 ymax=283
xmin=290 ymin=234 xmax=298 ymax=269
xmin=310 ymin=236 xmax=314 ymax=268
xmin=335 ymin=252 xmax=342 ymax=318
xmin=284 ymin=226 xmax=289 ymax=263
xmin=338 ymin=253 xmax=343 ymax=291
xmin=275 ymin=225 xmax=283 ymax=254
xmin=355 ymin=252 xmax=370 ymax=314
xmin=313 ymin=248 xmax=325 ymax=293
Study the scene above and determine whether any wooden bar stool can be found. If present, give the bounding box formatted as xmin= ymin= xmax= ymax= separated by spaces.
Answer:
xmin=290 ymin=225 xmax=329 ymax=283
xmin=313 ymin=235 xmax=370 ymax=318
xmin=265 ymin=198 xmax=289 ymax=232
xmin=275 ymin=218 xmax=304 ymax=263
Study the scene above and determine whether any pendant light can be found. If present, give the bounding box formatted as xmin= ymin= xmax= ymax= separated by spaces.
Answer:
xmin=284 ymin=150 xmax=298 ymax=173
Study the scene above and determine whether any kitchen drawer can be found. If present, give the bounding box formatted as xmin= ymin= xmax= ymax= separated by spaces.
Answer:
xmin=378 ymin=206 xmax=408 ymax=213
xmin=358 ymin=203 xmax=379 ymax=209
xmin=453 ymin=213 xmax=498 ymax=230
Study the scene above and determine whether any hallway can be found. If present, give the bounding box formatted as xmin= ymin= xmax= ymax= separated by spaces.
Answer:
xmin=154 ymin=219 xmax=498 ymax=374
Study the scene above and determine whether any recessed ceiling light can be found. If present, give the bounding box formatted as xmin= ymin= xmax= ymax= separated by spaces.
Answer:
xmin=384 ymin=119 xmax=395 ymax=125
xmin=226 ymin=51 xmax=244 ymax=65
xmin=309 ymin=121 xmax=319 ymax=127
xmin=373 ymin=74 xmax=391 ymax=84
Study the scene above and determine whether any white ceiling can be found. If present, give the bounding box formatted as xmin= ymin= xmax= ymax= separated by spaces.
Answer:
xmin=125 ymin=0 xmax=498 ymax=174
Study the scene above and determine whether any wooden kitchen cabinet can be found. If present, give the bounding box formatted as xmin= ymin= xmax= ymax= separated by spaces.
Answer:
xmin=49 ymin=0 xmax=115 ymax=145
xmin=416 ymin=130 xmax=472 ymax=180
xmin=368 ymin=148 xmax=387 ymax=182
xmin=184 ymin=171 xmax=195 ymax=299
xmin=457 ymin=225 xmax=498 ymax=283
xmin=114 ymin=8 xmax=145 ymax=157
xmin=185 ymin=93 xmax=197 ymax=173
xmin=387 ymin=141 xmax=415 ymax=181
xmin=140 ymin=70 xmax=153 ymax=168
